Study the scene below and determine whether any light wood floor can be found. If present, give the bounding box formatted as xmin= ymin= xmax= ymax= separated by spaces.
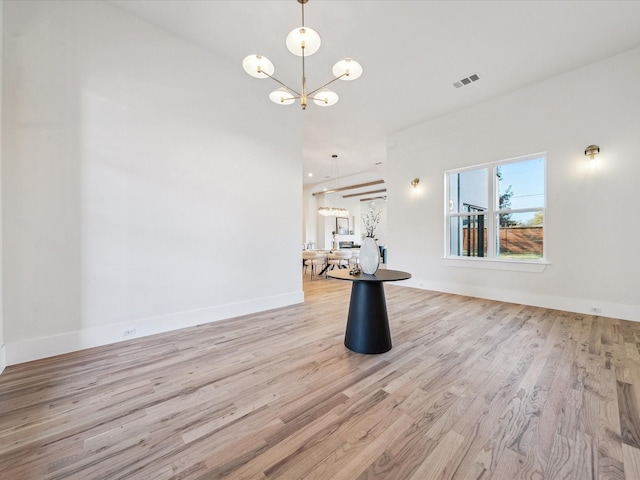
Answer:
xmin=1 ymin=275 xmax=640 ymax=479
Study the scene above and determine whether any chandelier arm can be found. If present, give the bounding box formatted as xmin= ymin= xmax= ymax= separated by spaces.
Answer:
xmin=302 ymin=48 xmax=307 ymax=97
xmin=300 ymin=43 xmax=309 ymax=109
xmin=307 ymin=73 xmax=348 ymax=97
xmin=260 ymin=70 xmax=301 ymax=97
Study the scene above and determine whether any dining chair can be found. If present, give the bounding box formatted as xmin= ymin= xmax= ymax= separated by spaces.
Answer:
xmin=303 ymin=251 xmax=326 ymax=279
xmin=327 ymin=250 xmax=352 ymax=272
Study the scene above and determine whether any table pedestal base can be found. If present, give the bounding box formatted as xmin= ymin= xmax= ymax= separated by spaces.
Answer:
xmin=344 ymin=281 xmax=392 ymax=354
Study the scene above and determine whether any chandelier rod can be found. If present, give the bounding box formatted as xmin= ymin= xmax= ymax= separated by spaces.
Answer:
xmin=301 ymin=40 xmax=308 ymax=108
xmin=259 ymin=65 xmax=347 ymax=102
xmin=257 ymin=69 xmax=301 ymax=97
xmin=307 ymin=72 xmax=348 ymax=97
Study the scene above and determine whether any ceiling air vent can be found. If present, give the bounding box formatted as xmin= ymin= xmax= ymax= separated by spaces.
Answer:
xmin=453 ymin=73 xmax=480 ymax=89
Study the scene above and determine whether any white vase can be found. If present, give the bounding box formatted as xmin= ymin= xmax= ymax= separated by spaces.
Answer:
xmin=359 ymin=237 xmax=379 ymax=274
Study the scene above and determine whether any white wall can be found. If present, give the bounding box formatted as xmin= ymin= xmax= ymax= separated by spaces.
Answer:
xmin=0 ymin=0 xmax=5 ymax=374
xmin=388 ymin=46 xmax=640 ymax=321
xmin=2 ymin=0 xmax=303 ymax=365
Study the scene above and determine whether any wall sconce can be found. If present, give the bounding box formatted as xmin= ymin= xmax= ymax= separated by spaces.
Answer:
xmin=411 ymin=178 xmax=420 ymax=189
xmin=585 ymin=145 xmax=600 ymax=160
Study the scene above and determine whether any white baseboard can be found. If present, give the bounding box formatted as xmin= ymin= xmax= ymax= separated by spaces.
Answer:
xmin=400 ymin=277 xmax=640 ymax=323
xmin=5 ymin=290 xmax=304 ymax=366
xmin=0 ymin=344 xmax=6 ymax=375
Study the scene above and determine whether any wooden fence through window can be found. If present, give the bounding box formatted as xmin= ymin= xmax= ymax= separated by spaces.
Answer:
xmin=462 ymin=226 xmax=543 ymax=256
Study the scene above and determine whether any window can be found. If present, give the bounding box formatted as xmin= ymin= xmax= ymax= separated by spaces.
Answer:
xmin=446 ymin=154 xmax=545 ymax=262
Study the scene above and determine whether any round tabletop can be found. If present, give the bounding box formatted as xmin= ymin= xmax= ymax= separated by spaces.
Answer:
xmin=327 ymin=268 xmax=411 ymax=282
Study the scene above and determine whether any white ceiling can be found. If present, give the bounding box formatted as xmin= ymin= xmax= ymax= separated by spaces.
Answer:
xmin=109 ymin=0 xmax=640 ymax=189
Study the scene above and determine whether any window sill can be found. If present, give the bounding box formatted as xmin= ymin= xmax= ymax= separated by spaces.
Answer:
xmin=443 ymin=257 xmax=549 ymax=273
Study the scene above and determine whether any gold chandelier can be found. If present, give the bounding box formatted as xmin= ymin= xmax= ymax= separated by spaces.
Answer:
xmin=242 ymin=0 xmax=363 ymax=110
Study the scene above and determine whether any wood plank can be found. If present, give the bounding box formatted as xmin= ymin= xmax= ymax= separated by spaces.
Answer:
xmin=617 ymin=381 xmax=640 ymax=449
xmin=311 ymin=179 xmax=384 ymax=196
xmin=622 ymin=443 xmax=640 ymax=480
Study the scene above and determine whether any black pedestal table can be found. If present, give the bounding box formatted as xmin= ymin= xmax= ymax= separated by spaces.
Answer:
xmin=327 ymin=269 xmax=411 ymax=354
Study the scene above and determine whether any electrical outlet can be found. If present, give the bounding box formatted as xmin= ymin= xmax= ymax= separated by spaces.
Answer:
xmin=122 ymin=327 xmax=136 ymax=337
xmin=589 ymin=307 xmax=602 ymax=314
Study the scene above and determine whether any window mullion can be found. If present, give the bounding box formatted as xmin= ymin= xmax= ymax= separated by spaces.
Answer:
xmin=444 ymin=174 xmax=451 ymax=257
xmin=486 ymin=166 xmax=496 ymax=258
